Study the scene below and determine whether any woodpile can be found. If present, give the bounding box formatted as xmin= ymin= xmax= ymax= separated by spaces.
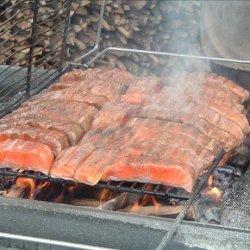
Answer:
xmin=0 ymin=0 xmax=70 ymax=69
xmin=68 ymin=0 xmax=169 ymax=75
xmin=0 ymin=0 xmax=203 ymax=75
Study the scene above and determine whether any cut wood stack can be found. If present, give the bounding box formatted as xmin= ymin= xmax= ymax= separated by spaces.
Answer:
xmin=68 ymin=0 xmax=203 ymax=75
xmin=0 ymin=0 xmax=70 ymax=68
xmin=0 ymin=0 xmax=202 ymax=75
xmin=68 ymin=0 xmax=168 ymax=75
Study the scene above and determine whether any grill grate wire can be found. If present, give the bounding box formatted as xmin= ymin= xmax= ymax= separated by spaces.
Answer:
xmin=0 ymin=0 xmax=245 ymax=247
xmin=0 ymin=0 xmax=72 ymax=117
xmin=0 ymin=168 xmax=189 ymax=201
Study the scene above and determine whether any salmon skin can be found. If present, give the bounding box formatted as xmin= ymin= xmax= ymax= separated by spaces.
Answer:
xmin=0 ymin=69 xmax=249 ymax=192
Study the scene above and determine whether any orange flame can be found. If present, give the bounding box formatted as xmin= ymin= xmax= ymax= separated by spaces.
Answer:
xmin=130 ymin=202 xmax=140 ymax=212
xmin=16 ymin=177 xmax=36 ymax=199
xmin=205 ymin=174 xmax=222 ymax=202
xmin=99 ymin=189 xmax=112 ymax=202
xmin=206 ymin=187 xmax=222 ymax=201
xmin=53 ymin=185 xmax=65 ymax=203
xmin=208 ymin=175 xmax=213 ymax=186
xmin=130 ymin=194 xmax=161 ymax=213
xmin=140 ymin=195 xmax=160 ymax=207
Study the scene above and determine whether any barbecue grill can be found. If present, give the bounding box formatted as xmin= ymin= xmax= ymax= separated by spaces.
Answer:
xmin=0 ymin=1 xmax=250 ymax=249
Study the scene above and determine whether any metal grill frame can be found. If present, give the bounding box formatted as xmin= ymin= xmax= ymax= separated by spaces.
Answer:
xmin=0 ymin=168 xmax=189 ymax=201
xmin=0 ymin=0 xmax=248 ymax=247
xmin=0 ymin=0 xmax=72 ymax=117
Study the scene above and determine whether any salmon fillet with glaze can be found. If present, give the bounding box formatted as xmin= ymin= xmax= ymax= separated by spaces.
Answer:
xmin=15 ymin=100 xmax=99 ymax=132
xmin=0 ymin=125 xmax=69 ymax=156
xmin=121 ymin=77 xmax=162 ymax=105
xmin=59 ymin=67 xmax=134 ymax=84
xmin=53 ymin=119 xmax=222 ymax=191
xmin=51 ymin=143 xmax=94 ymax=180
xmin=0 ymin=113 xmax=84 ymax=146
xmin=0 ymin=139 xmax=53 ymax=174
xmin=0 ymin=68 xmax=248 ymax=193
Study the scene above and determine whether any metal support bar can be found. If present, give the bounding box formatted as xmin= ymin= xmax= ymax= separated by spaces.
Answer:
xmin=58 ymin=0 xmax=73 ymax=72
xmin=0 ymin=168 xmax=189 ymax=200
xmin=82 ymin=47 xmax=250 ymax=68
xmin=72 ymin=0 xmax=106 ymax=64
xmin=71 ymin=0 xmax=250 ymax=68
xmin=156 ymin=149 xmax=226 ymax=250
xmin=26 ymin=0 xmax=39 ymax=96
xmin=0 ymin=232 xmax=112 ymax=250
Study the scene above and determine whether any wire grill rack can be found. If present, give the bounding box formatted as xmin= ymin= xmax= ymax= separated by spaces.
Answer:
xmin=0 ymin=0 xmax=72 ymax=117
xmin=0 ymin=168 xmax=190 ymax=200
xmin=0 ymin=0 xmax=248 ymax=247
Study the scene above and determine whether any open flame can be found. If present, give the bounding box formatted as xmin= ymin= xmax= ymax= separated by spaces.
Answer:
xmin=208 ymin=175 xmax=213 ymax=186
xmin=205 ymin=175 xmax=223 ymax=202
xmin=3 ymin=177 xmax=36 ymax=199
xmin=130 ymin=195 xmax=161 ymax=213
xmin=2 ymin=176 xmax=197 ymax=220
xmin=16 ymin=177 xmax=36 ymax=199
xmin=206 ymin=187 xmax=222 ymax=201
xmin=99 ymin=189 xmax=113 ymax=202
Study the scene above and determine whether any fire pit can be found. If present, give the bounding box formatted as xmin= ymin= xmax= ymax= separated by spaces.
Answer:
xmin=0 ymin=1 xmax=250 ymax=249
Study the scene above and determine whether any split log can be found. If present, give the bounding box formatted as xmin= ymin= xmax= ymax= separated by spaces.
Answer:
xmin=98 ymin=192 xmax=143 ymax=210
xmin=4 ymin=184 xmax=27 ymax=198
xmin=1 ymin=1 xmax=202 ymax=75
xmin=0 ymin=176 xmax=14 ymax=191
xmin=66 ymin=198 xmax=100 ymax=207
xmin=119 ymin=205 xmax=196 ymax=220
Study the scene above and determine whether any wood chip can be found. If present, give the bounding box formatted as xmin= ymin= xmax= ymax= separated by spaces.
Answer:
xmin=129 ymin=0 xmax=147 ymax=9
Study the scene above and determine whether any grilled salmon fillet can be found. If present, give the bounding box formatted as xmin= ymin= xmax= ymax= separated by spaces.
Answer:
xmin=0 ymin=139 xmax=53 ymax=174
xmin=0 ymin=69 xmax=249 ymax=192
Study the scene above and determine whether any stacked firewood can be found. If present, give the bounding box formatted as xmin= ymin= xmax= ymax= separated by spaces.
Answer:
xmin=68 ymin=0 xmax=168 ymax=75
xmin=0 ymin=0 xmax=70 ymax=68
xmin=0 ymin=0 xmax=202 ymax=75
xmin=67 ymin=0 xmax=203 ymax=75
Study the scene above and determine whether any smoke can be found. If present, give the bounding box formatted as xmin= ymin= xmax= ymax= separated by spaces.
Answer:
xmin=200 ymin=1 xmax=250 ymax=71
xmin=158 ymin=0 xmax=210 ymax=76
xmin=162 ymin=73 xmax=205 ymax=114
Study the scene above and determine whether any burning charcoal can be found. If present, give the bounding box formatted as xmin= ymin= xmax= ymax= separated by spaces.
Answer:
xmin=229 ymin=155 xmax=249 ymax=169
xmin=220 ymin=179 xmax=230 ymax=191
xmin=211 ymin=171 xmax=218 ymax=182
xmin=99 ymin=193 xmax=142 ymax=211
xmin=222 ymin=190 xmax=231 ymax=200
xmin=228 ymin=147 xmax=250 ymax=169
xmin=204 ymin=208 xmax=220 ymax=224
xmin=215 ymin=165 xmax=242 ymax=177
xmin=243 ymin=135 xmax=250 ymax=148
xmin=211 ymin=171 xmax=220 ymax=187
xmin=0 ymin=176 xmax=14 ymax=190
xmin=217 ymin=172 xmax=226 ymax=181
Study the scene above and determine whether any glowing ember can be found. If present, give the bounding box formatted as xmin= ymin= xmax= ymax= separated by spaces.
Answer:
xmin=206 ymin=187 xmax=222 ymax=201
xmin=208 ymin=175 xmax=213 ymax=186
